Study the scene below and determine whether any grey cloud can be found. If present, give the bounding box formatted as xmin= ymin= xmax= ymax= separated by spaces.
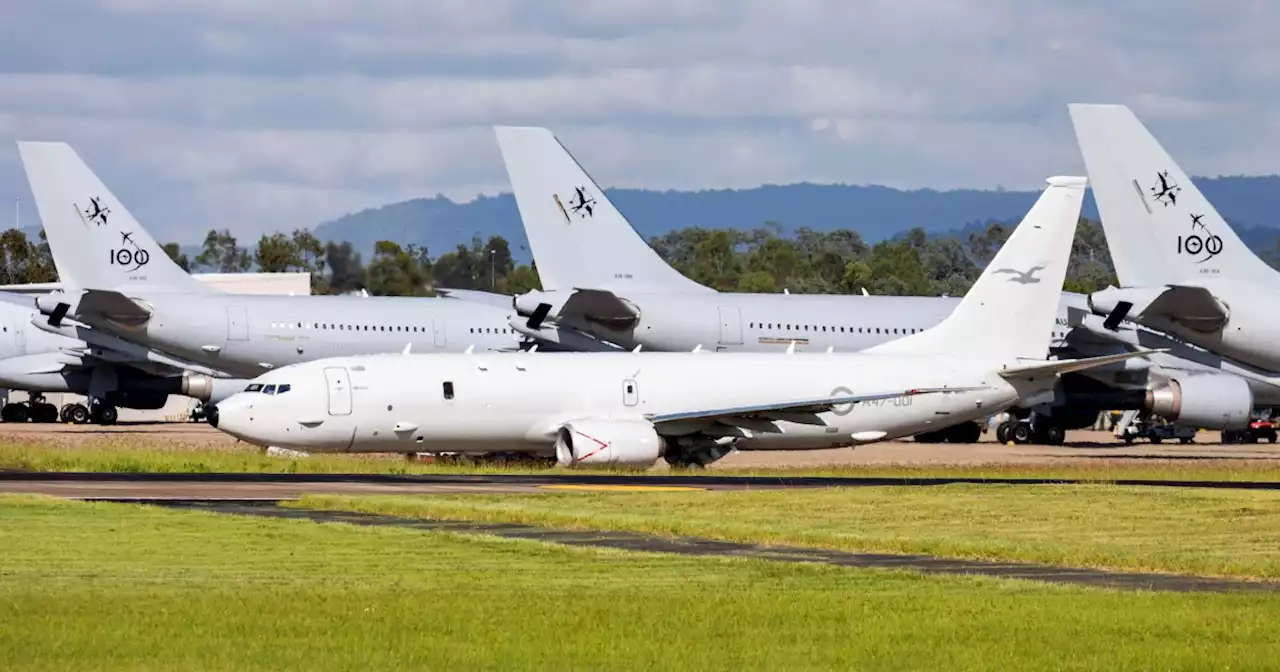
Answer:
xmin=1 ymin=0 xmax=1279 ymax=244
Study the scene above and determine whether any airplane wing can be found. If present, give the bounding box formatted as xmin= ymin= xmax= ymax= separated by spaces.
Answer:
xmin=998 ymin=350 xmax=1159 ymax=379
xmin=645 ymin=387 xmax=980 ymax=425
xmin=74 ymin=289 xmax=153 ymax=321
xmin=556 ymin=288 xmax=639 ymax=327
xmin=1140 ymin=285 xmax=1228 ymax=330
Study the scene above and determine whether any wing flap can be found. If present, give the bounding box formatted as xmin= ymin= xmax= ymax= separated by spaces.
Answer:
xmin=998 ymin=350 xmax=1159 ymax=379
xmin=646 ymin=387 xmax=978 ymax=426
xmin=1143 ymin=285 xmax=1228 ymax=330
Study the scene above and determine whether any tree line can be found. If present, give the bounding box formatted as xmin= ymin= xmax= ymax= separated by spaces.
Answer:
xmin=0 ymin=219 xmax=1120 ymax=297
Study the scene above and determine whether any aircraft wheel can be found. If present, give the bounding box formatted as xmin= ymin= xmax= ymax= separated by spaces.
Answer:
xmin=995 ymin=421 xmax=1016 ymax=443
xmin=1009 ymin=423 xmax=1031 ymax=444
xmin=4 ymin=404 xmax=29 ymax=423
xmin=91 ymin=405 xmax=119 ymax=425
xmin=1150 ymin=437 xmax=1163 ymax=445
xmin=32 ymin=403 xmax=59 ymax=423
xmin=59 ymin=404 xmax=75 ymax=423
xmin=1179 ymin=437 xmax=1193 ymax=445
xmin=68 ymin=404 xmax=90 ymax=425
xmin=1043 ymin=425 xmax=1066 ymax=446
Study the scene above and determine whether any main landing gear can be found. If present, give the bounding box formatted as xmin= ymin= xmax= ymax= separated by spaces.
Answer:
xmin=0 ymin=395 xmax=117 ymax=424
xmin=1 ymin=394 xmax=61 ymax=424
xmin=995 ymin=418 xmax=1066 ymax=446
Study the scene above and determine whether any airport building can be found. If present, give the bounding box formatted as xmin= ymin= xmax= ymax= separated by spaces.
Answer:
xmin=0 ymin=272 xmax=312 ymax=422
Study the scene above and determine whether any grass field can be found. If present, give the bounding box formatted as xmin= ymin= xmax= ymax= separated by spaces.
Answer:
xmin=1 ymin=494 xmax=1279 ymax=670
xmin=5 ymin=438 xmax=1280 ymax=482
xmin=298 ymin=484 xmax=1280 ymax=580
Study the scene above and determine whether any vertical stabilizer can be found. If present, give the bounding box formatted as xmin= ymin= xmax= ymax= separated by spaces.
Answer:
xmin=494 ymin=126 xmax=712 ymax=294
xmin=17 ymin=142 xmax=214 ymax=294
xmin=1069 ymin=104 xmax=1276 ymax=286
xmin=867 ymin=176 xmax=1085 ymax=362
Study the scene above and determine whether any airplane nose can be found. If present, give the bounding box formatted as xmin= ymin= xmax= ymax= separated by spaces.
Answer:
xmin=204 ymin=403 xmax=219 ymax=428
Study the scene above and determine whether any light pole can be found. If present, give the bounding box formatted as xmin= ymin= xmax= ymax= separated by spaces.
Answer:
xmin=489 ymin=248 xmax=496 ymax=292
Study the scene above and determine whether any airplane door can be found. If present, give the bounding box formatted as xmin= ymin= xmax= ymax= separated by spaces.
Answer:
xmin=324 ymin=366 xmax=352 ymax=416
xmin=622 ymin=378 xmax=639 ymax=407
xmin=717 ymin=306 xmax=743 ymax=346
xmin=226 ymin=306 xmax=249 ymax=341
xmin=432 ymin=319 xmax=447 ymax=348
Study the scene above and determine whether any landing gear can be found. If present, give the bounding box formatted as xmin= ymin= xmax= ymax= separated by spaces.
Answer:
xmin=60 ymin=403 xmax=90 ymax=425
xmin=1 ymin=394 xmax=59 ymax=423
xmin=1 ymin=403 xmax=28 ymax=423
xmin=663 ymin=440 xmax=735 ymax=469
xmin=90 ymin=403 xmax=119 ymax=426
xmin=997 ymin=417 xmax=1066 ymax=446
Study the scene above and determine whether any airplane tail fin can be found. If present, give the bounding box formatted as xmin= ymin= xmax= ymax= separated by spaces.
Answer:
xmin=493 ymin=126 xmax=712 ymax=294
xmin=17 ymin=142 xmax=213 ymax=294
xmin=1068 ymin=104 xmax=1276 ymax=286
xmin=867 ymin=176 xmax=1086 ymax=362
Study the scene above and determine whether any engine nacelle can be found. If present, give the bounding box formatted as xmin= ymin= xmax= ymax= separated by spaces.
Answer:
xmin=555 ymin=420 xmax=665 ymax=468
xmin=178 ymin=373 xmax=253 ymax=404
xmin=1145 ymin=374 xmax=1252 ymax=430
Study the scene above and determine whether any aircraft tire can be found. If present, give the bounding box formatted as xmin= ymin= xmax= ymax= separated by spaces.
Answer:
xmin=68 ymin=404 xmax=90 ymax=425
xmin=92 ymin=405 xmax=119 ymax=426
xmin=1042 ymin=425 xmax=1065 ymax=446
xmin=1010 ymin=423 xmax=1032 ymax=444
xmin=995 ymin=421 xmax=1014 ymax=444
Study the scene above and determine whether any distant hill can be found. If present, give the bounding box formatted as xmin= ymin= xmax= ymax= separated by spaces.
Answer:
xmin=310 ymin=175 xmax=1280 ymax=263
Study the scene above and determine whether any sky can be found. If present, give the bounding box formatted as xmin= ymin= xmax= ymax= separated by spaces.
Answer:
xmin=1 ymin=0 xmax=1277 ymax=244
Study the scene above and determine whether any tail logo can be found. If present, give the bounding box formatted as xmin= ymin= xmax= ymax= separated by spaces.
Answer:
xmin=1150 ymin=171 xmax=1181 ymax=207
xmin=109 ymin=230 xmax=150 ymax=272
xmin=81 ymin=197 xmax=111 ymax=226
xmin=1176 ymin=213 xmax=1222 ymax=264
xmin=993 ymin=265 xmax=1045 ymax=284
xmin=566 ymin=186 xmax=596 ymax=218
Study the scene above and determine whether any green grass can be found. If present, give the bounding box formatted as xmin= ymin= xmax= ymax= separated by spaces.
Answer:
xmin=1 ymin=494 xmax=1279 ymax=670
xmin=297 ymin=484 xmax=1280 ymax=580
xmin=6 ymin=439 xmax=1280 ymax=482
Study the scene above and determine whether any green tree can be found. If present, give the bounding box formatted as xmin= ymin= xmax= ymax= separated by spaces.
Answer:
xmin=322 ymin=241 xmax=366 ymax=294
xmin=366 ymin=241 xmax=430 ymax=297
xmin=254 ymin=233 xmax=302 ymax=273
xmin=0 ymin=229 xmax=56 ymax=284
xmin=161 ymin=242 xmax=191 ymax=271
xmin=194 ymin=229 xmax=250 ymax=272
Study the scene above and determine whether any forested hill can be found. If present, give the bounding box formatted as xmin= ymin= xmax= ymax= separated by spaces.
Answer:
xmin=314 ymin=175 xmax=1280 ymax=261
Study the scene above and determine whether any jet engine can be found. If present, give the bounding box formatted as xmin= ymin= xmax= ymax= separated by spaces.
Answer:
xmin=1145 ymin=373 xmax=1252 ymax=430
xmin=554 ymin=420 xmax=665 ymax=468
xmin=177 ymin=373 xmax=252 ymax=404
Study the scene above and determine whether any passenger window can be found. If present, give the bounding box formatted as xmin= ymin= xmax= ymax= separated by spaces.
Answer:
xmin=443 ymin=381 xmax=455 ymax=400
xmin=263 ymin=385 xmax=276 ymax=395
xmin=277 ymin=384 xmax=291 ymax=394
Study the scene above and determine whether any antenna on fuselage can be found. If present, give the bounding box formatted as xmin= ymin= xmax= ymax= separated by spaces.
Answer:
xmin=692 ymin=344 xmax=702 ymax=353
xmin=632 ymin=344 xmax=642 ymax=353
xmin=402 ymin=343 xmax=412 ymax=354
xmin=464 ymin=345 xmax=475 ymax=354
xmin=785 ymin=341 xmax=796 ymax=354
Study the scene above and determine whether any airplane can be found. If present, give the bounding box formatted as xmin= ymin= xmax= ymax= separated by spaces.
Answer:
xmin=0 ymin=297 xmax=246 ymax=423
xmin=431 ymin=126 xmax=1276 ymax=442
xmin=15 ymin=142 xmax=530 ymax=387
xmin=207 ymin=175 xmax=1154 ymax=466
xmin=1070 ymin=103 xmax=1280 ymax=377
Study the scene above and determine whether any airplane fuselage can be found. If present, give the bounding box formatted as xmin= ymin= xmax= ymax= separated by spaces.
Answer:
xmin=211 ymin=352 xmax=1020 ymax=454
xmin=86 ymin=293 xmax=523 ymax=378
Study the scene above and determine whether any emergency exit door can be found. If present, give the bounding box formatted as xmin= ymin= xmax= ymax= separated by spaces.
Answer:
xmin=717 ymin=306 xmax=743 ymax=346
xmin=226 ymin=306 xmax=249 ymax=341
xmin=432 ymin=319 xmax=447 ymax=348
xmin=324 ymin=366 xmax=352 ymax=416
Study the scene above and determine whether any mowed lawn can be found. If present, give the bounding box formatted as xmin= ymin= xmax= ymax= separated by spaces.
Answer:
xmin=7 ymin=438 xmax=1280 ymax=482
xmin=1 ymin=495 xmax=1278 ymax=670
xmin=301 ymin=484 xmax=1280 ymax=579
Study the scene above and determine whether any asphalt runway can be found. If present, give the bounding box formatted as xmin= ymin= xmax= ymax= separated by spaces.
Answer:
xmin=5 ymin=470 xmax=1280 ymax=501
xmin=157 ymin=501 xmax=1280 ymax=595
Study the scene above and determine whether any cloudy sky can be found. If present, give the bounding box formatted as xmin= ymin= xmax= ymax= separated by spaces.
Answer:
xmin=1 ymin=0 xmax=1277 ymax=244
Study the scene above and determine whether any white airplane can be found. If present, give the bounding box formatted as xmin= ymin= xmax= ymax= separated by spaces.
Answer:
xmin=1072 ymin=103 xmax=1280 ymax=375
xmin=208 ymin=176 xmax=1148 ymax=467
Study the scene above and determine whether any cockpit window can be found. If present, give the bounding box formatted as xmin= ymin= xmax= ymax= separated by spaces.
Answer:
xmin=277 ymin=384 xmax=291 ymax=394
xmin=263 ymin=385 xmax=277 ymax=395
xmin=244 ymin=383 xmax=263 ymax=392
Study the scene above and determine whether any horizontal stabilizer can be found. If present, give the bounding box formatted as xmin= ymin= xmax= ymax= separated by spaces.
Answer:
xmin=999 ymin=350 xmax=1159 ymax=379
xmin=647 ymin=386 xmax=981 ymax=425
